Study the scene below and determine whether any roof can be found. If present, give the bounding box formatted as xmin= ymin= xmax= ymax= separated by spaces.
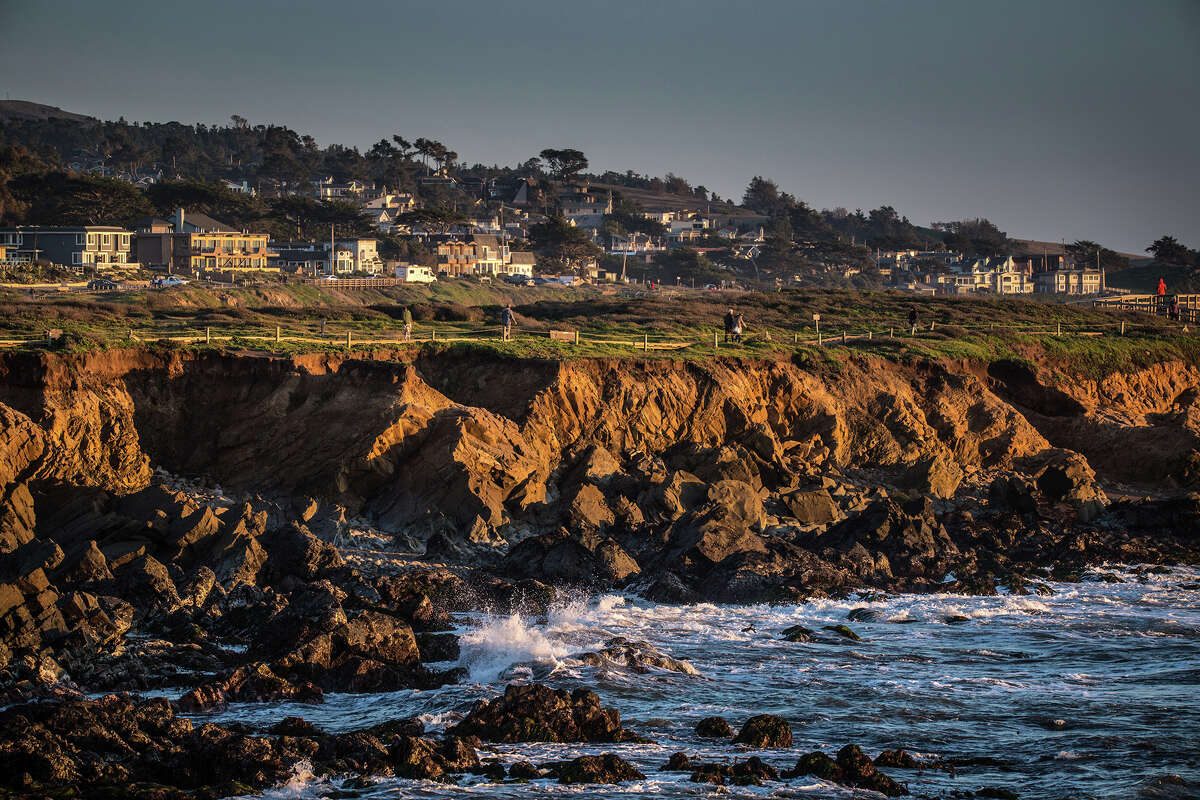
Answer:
xmin=181 ymin=212 xmax=237 ymax=233
xmin=472 ymin=234 xmax=501 ymax=250
xmin=510 ymin=251 xmax=537 ymax=265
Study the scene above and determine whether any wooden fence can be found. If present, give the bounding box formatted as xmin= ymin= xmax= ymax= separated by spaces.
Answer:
xmin=1093 ymin=294 xmax=1200 ymax=325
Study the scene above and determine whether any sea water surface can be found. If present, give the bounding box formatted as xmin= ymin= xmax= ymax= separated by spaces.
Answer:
xmin=207 ymin=565 xmax=1199 ymax=799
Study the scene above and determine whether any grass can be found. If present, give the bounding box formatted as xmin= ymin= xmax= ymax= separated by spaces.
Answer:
xmin=3 ymin=283 xmax=1197 ymax=378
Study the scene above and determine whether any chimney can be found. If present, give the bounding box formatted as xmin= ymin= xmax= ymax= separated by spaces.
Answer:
xmin=175 ymin=208 xmax=185 ymax=233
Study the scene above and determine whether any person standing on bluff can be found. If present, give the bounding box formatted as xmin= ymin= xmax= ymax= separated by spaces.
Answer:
xmin=733 ymin=312 xmax=746 ymax=344
xmin=402 ymin=305 xmax=413 ymax=341
xmin=1169 ymin=295 xmax=1180 ymax=321
xmin=723 ymin=308 xmax=735 ymax=343
xmin=1157 ymin=277 xmax=1167 ymax=313
xmin=501 ymin=302 xmax=514 ymax=341
xmin=908 ymin=307 xmax=919 ymax=332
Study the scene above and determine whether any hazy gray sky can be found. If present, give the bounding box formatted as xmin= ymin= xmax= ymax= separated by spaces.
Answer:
xmin=2 ymin=0 xmax=1197 ymax=253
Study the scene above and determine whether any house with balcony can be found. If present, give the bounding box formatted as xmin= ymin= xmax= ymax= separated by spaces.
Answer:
xmin=0 ymin=226 xmax=137 ymax=272
xmin=134 ymin=209 xmax=274 ymax=275
xmin=436 ymin=234 xmax=529 ymax=277
xmin=1035 ymin=266 xmax=1103 ymax=295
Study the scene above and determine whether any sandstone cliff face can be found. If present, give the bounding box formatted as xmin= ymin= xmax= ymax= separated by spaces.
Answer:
xmin=0 ymin=349 xmax=1194 ymax=532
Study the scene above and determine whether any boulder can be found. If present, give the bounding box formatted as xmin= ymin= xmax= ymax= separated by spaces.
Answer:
xmin=390 ymin=735 xmax=479 ymax=781
xmin=567 ymin=484 xmax=615 ymax=528
xmin=782 ymin=488 xmax=840 ymax=525
xmin=176 ymin=662 xmax=323 ymax=711
xmin=732 ymin=714 xmax=792 ymax=748
xmin=576 ymin=636 xmax=697 ymax=674
xmin=695 ymin=716 xmax=733 ymax=738
xmin=1035 ymin=450 xmax=1108 ymax=522
xmin=904 ymin=453 xmax=963 ymax=499
xmin=448 ymin=683 xmax=643 ymax=743
xmin=549 ymin=753 xmax=646 ymax=784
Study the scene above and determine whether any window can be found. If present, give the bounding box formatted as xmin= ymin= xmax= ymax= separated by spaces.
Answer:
xmin=75 ymin=233 xmax=85 ymax=245
xmin=87 ymin=233 xmax=97 ymax=247
xmin=72 ymin=251 xmax=83 ymax=265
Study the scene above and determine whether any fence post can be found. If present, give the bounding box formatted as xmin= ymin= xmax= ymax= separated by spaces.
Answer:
xmin=793 ymin=331 xmax=798 ymax=344
xmin=346 ymin=330 xmax=351 ymax=348
xmin=643 ymin=333 xmax=648 ymax=351
xmin=575 ymin=330 xmax=580 ymax=345
xmin=275 ymin=325 xmax=281 ymax=343
xmin=890 ymin=327 xmax=894 ymax=338
xmin=867 ymin=330 xmax=872 ymax=339
xmin=818 ymin=331 xmax=822 ymax=346
xmin=930 ymin=321 xmax=936 ymax=331
xmin=431 ymin=328 xmax=436 ymax=341
xmin=1056 ymin=322 xmax=1061 ymax=336
xmin=1120 ymin=320 xmax=1125 ymax=335
xmin=321 ymin=319 xmax=326 ymax=336
xmin=205 ymin=326 xmax=211 ymax=344
xmin=714 ymin=332 xmax=719 ymax=348
xmin=841 ymin=330 xmax=846 ymax=344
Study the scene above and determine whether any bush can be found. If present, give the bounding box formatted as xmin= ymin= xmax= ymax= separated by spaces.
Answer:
xmin=433 ymin=302 xmax=483 ymax=323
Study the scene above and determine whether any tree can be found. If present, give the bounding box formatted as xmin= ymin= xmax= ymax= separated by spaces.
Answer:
xmin=538 ymin=148 xmax=588 ymax=183
xmin=1147 ymin=235 xmax=1192 ymax=266
xmin=1066 ymin=239 xmax=1129 ymax=271
xmin=932 ymin=218 xmax=1008 ymax=255
xmin=396 ymin=207 xmax=466 ymax=235
xmin=529 ymin=216 xmax=602 ymax=267
xmin=48 ymin=175 xmax=154 ymax=225
xmin=742 ymin=176 xmax=796 ymax=218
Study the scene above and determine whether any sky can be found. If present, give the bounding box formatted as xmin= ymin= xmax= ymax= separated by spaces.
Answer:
xmin=1 ymin=0 xmax=1197 ymax=254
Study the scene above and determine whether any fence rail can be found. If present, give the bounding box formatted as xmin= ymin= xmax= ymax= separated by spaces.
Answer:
xmin=5 ymin=309 xmax=1192 ymax=353
xmin=1093 ymin=294 xmax=1200 ymax=325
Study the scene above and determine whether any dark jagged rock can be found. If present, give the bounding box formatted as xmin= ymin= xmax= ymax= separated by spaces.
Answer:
xmin=547 ymin=753 xmax=646 ymax=784
xmin=508 ymin=760 xmax=540 ymax=779
xmin=732 ymin=714 xmax=792 ymax=748
xmin=695 ymin=715 xmax=733 ymax=737
xmin=823 ymin=623 xmax=863 ymax=641
xmin=662 ymin=751 xmax=694 ymax=771
xmin=783 ymin=745 xmax=905 ymax=795
xmin=176 ymin=662 xmax=323 ymax=711
xmin=448 ymin=683 xmax=646 ymax=743
xmin=391 ymin=735 xmax=479 ymax=781
xmin=576 ymin=636 xmax=698 ymax=674
xmin=780 ymin=624 xmax=814 ymax=642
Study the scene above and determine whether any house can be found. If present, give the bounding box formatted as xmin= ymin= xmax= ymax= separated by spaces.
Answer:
xmin=270 ymin=242 xmax=329 ymax=276
xmin=312 ymin=177 xmax=368 ymax=201
xmin=0 ymin=226 xmax=137 ymax=272
xmin=508 ymin=251 xmax=536 ymax=277
xmin=134 ymin=209 xmax=273 ymax=275
xmin=1035 ymin=266 xmax=1103 ymax=295
xmin=334 ymin=238 xmax=383 ymax=274
xmin=395 ymin=263 xmax=436 ymax=283
xmin=223 ymin=180 xmax=255 ymax=195
xmin=560 ymin=188 xmax=612 ymax=229
xmin=436 ymin=235 xmax=512 ymax=277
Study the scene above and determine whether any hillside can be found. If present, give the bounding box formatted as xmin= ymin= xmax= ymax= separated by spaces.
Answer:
xmin=0 ymin=100 xmax=94 ymax=123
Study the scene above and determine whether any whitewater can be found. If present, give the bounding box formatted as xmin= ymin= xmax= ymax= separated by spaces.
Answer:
xmin=195 ymin=564 xmax=1200 ymax=799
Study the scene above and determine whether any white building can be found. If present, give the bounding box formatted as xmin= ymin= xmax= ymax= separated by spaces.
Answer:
xmin=395 ymin=264 xmax=436 ymax=283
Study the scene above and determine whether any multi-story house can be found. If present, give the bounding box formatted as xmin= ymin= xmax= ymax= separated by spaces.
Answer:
xmin=1035 ymin=267 xmax=1103 ymax=295
xmin=134 ymin=209 xmax=273 ymax=275
xmin=436 ymin=234 xmax=513 ymax=277
xmin=0 ymin=226 xmax=136 ymax=272
xmin=312 ymin=177 xmax=368 ymax=201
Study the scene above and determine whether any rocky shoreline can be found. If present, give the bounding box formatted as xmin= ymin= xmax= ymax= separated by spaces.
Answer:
xmin=0 ymin=347 xmax=1197 ymax=796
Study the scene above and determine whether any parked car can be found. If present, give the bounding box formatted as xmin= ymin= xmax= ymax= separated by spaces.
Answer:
xmin=159 ymin=275 xmax=189 ymax=287
xmin=87 ymin=279 xmax=118 ymax=290
xmin=318 ymin=274 xmax=339 ymax=281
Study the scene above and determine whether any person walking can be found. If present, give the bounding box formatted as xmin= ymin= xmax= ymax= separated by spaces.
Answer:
xmin=501 ymin=302 xmax=514 ymax=341
xmin=733 ymin=312 xmax=745 ymax=344
xmin=723 ymin=308 xmax=735 ymax=343
xmin=1157 ymin=278 xmax=1167 ymax=314
xmin=402 ymin=305 xmax=413 ymax=341
xmin=907 ymin=307 xmax=918 ymax=333
xmin=1169 ymin=295 xmax=1180 ymax=321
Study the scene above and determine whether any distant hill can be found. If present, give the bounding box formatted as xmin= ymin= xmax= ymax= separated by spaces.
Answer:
xmin=0 ymin=100 xmax=95 ymax=123
xmin=1012 ymin=238 xmax=1143 ymax=261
